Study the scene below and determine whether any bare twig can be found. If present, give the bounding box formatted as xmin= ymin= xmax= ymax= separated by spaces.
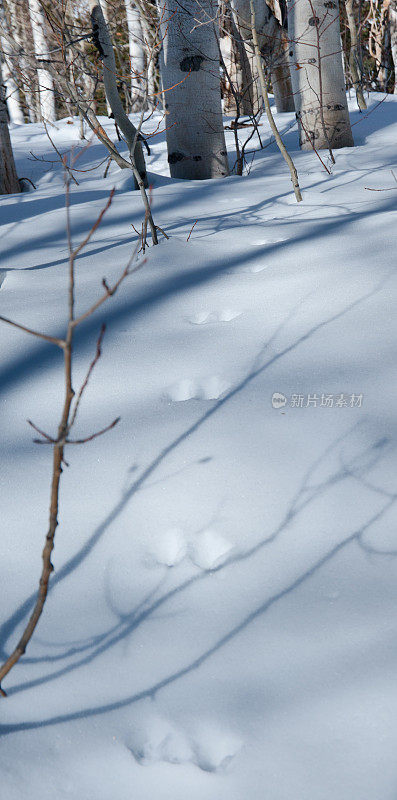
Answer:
xmin=186 ymin=219 xmax=198 ymax=241
xmin=27 ymin=420 xmax=55 ymax=443
xmin=69 ymin=324 xmax=106 ymax=430
xmin=0 ymin=166 xmax=142 ymax=695
xmin=65 ymin=416 xmax=120 ymax=444
xmin=365 ymin=169 xmax=397 ymax=191
xmin=0 ymin=315 xmax=65 ymax=348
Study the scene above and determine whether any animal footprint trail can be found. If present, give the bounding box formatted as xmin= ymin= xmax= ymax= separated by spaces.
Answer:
xmin=126 ymin=713 xmax=242 ymax=772
xmin=187 ymin=309 xmax=242 ymax=325
xmin=147 ymin=528 xmax=187 ymax=567
xmin=127 ymin=716 xmax=193 ymax=766
xmin=145 ymin=527 xmax=236 ymax=571
xmin=189 ymin=527 xmax=235 ymax=571
xmin=167 ymin=376 xmax=230 ymax=402
xmin=249 ymin=238 xmax=286 ymax=246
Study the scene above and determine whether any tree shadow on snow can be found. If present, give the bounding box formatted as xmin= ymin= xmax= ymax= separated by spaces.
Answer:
xmin=0 ymin=272 xmax=396 ymax=732
xmin=0 ymin=192 xmax=394 ymax=398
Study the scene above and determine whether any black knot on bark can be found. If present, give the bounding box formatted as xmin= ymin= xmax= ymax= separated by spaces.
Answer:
xmin=179 ymin=55 xmax=205 ymax=72
xmin=308 ymin=15 xmax=320 ymax=25
xmin=90 ymin=12 xmax=105 ymax=58
xmin=168 ymin=151 xmax=185 ymax=164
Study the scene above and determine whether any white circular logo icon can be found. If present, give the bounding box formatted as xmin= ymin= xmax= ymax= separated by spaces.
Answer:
xmin=271 ymin=392 xmax=287 ymax=409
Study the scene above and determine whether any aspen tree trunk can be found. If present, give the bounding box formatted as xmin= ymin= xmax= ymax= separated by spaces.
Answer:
xmin=390 ymin=0 xmax=397 ymax=91
xmin=0 ymin=54 xmax=24 ymax=123
xmin=27 ymin=0 xmax=56 ymax=122
xmin=262 ymin=0 xmax=294 ymax=110
xmin=345 ymin=0 xmax=367 ymax=109
xmin=232 ymin=0 xmax=266 ymax=114
xmin=233 ymin=19 xmax=259 ymax=114
xmin=378 ymin=0 xmax=391 ymax=89
xmin=124 ymin=0 xmax=146 ymax=110
xmin=368 ymin=0 xmax=390 ymax=90
xmin=287 ymin=0 xmax=354 ymax=150
xmin=141 ymin=15 xmax=156 ymax=108
xmin=98 ymin=0 xmax=113 ymax=114
xmin=0 ymin=60 xmax=20 ymax=193
xmin=270 ymin=33 xmax=295 ymax=111
xmin=9 ymin=0 xmax=37 ymax=121
xmin=139 ymin=12 xmax=157 ymax=107
xmin=157 ymin=0 xmax=229 ymax=179
xmin=250 ymin=0 xmax=302 ymax=200
xmin=0 ymin=2 xmax=24 ymax=123
xmin=220 ymin=33 xmax=248 ymax=114
xmin=220 ymin=4 xmax=258 ymax=116
xmin=89 ymin=0 xmax=148 ymax=184
xmin=220 ymin=32 xmax=234 ymax=109
xmin=232 ymin=0 xmax=289 ymax=114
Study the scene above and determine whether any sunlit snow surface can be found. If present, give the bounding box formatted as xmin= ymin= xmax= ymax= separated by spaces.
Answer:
xmin=1 ymin=94 xmax=397 ymax=800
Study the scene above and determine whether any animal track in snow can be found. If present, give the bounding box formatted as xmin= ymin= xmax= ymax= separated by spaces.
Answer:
xmin=147 ymin=528 xmax=187 ymax=567
xmin=249 ymin=263 xmax=268 ymax=273
xmin=189 ymin=527 xmax=235 ymax=570
xmin=126 ymin=715 xmax=242 ymax=772
xmin=145 ymin=526 xmax=236 ymax=571
xmin=249 ymin=238 xmax=285 ymax=246
xmin=190 ymin=723 xmax=242 ymax=772
xmin=187 ymin=309 xmax=242 ymax=325
xmin=167 ymin=376 xmax=230 ymax=402
xmin=127 ymin=717 xmax=193 ymax=766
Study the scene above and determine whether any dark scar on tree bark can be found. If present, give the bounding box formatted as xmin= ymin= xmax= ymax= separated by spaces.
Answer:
xmin=168 ymin=151 xmax=185 ymax=163
xmin=179 ymin=55 xmax=205 ymax=72
xmin=90 ymin=12 xmax=105 ymax=58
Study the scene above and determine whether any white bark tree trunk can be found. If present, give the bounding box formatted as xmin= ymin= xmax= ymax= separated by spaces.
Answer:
xmin=140 ymin=12 xmax=157 ymax=107
xmin=231 ymin=0 xmax=267 ymax=115
xmin=124 ymin=0 xmax=146 ymax=110
xmin=0 ymin=59 xmax=20 ymax=192
xmin=221 ymin=11 xmax=258 ymax=116
xmin=390 ymin=0 xmax=397 ymax=92
xmin=0 ymin=53 xmax=24 ymax=123
xmin=157 ymin=0 xmax=229 ymax=179
xmin=270 ymin=33 xmax=295 ymax=112
xmin=27 ymin=0 xmax=56 ymax=122
xmin=98 ymin=0 xmax=113 ymax=114
xmin=0 ymin=1 xmax=24 ymax=123
xmin=368 ymin=0 xmax=390 ymax=90
xmin=89 ymin=0 xmax=148 ymax=184
xmin=8 ymin=0 xmax=37 ymax=121
xmin=220 ymin=32 xmax=238 ymax=113
xmin=287 ymin=0 xmax=354 ymax=150
xmin=232 ymin=0 xmax=294 ymax=113
xmin=345 ymin=0 xmax=367 ymax=110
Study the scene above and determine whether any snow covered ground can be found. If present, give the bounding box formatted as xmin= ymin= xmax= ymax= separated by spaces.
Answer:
xmin=1 ymin=92 xmax=397 ymax=799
